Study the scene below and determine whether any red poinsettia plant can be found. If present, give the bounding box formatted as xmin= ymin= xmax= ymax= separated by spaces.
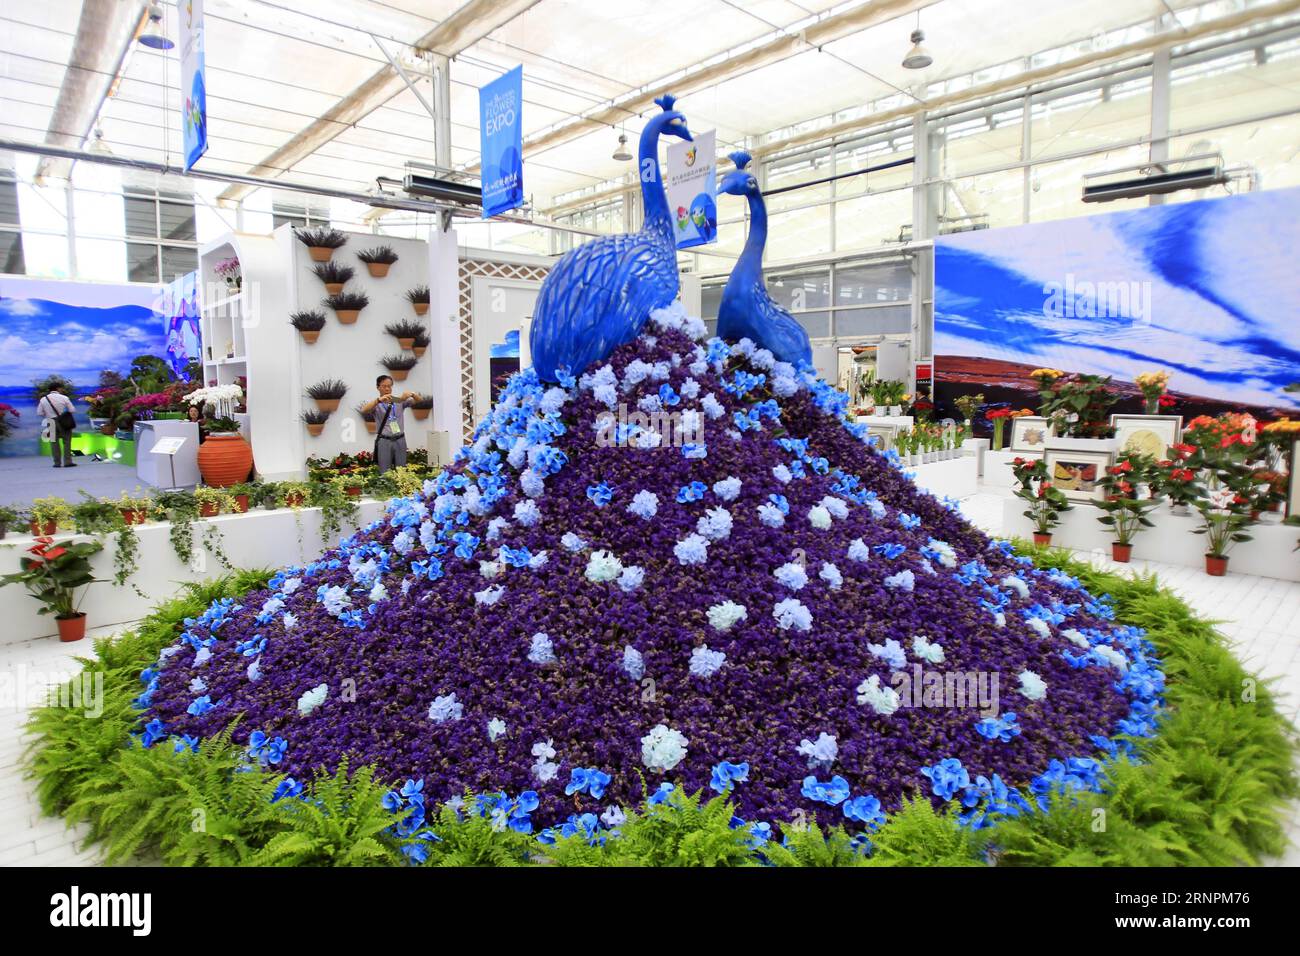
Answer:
xmin=0 ymin=536 xmax=104 ymax=619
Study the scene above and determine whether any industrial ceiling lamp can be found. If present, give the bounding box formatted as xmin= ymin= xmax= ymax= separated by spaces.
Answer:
xmin=86 ymin=126 xmax=112 ymax=156
xmin=612 ymin=130 xmax=632 ymax=162
xmin=138 ymin=1 xmax=174 ymax=51
xmin=902 ymin=12 xmax=932 ymax=70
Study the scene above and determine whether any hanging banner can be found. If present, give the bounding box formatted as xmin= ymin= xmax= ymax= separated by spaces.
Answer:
xmin=180 ymin=0 xmax=208 ymax=171
xmin=479 ymin=66 xmax=524 ymax=218
xmin=666 ymin=129 xmax=716 ymax=249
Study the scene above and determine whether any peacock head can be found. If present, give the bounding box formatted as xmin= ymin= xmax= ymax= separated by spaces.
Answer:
xmin=719 ymin=151 xmax=760 ymax=197
xmin=652 ymin=93 xmax=693 ymax=142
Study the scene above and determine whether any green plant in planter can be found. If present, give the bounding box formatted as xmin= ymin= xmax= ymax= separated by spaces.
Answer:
xmin=1011 ymin=456 xmax=1073 ymax=539
xmin=30 ymin=496 xmax=73 ymax=533
xmin=311 ymin=478 xmax=360 ymax=544
xmin=0 ymin=505 xmax=20 ymax=539
xmin=206 ymin=416 xmax=242 ymax=435
xmin=229 ymin=481 xmax=260 ymax=512
xmin=71 ymin=494 xmax=120 ymax=535
xmin=154 ymin=491 xmax=199 ymax=566
xmin=953 ymin=392 xmax=984 ymax=424
xmin=1040 ymin=373 xmax=1117 ymax=438
xmin=1094 ymin=454 xmax=1159 ymax=554
xmin=0 ymin=535 xmax=103 ymax=620
xmin=276 ymin=481 xmax=313 ymax=509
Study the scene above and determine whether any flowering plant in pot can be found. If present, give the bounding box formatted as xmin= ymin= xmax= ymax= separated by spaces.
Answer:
xmin=0 ymin=535 xmax=104 ymax=641
xmin=384 ymin=319 xmax=426 ymax=351
xmin=276 ymin=481 xmax=313 ymax=509
xmin=380 ymin=354 xmax=418 ymax=382
xmin=229 ymin=481 xmax=260 ymax=514
xmin=411 ymin=330 xmax=430 ymax=357
xmin=985 ymin=407 xmax=1015 ymax=450
xmin=290 ymin=309 xmax=327 ymax=344
xmin=294 ymin=226 xmax=348 ymax=263
xmin=1193 ymin=483 xmax=1254 ymax=576
xmin=1012 ymin=456 xmax=1072 ymax=545
xmin=1041 ymin=373 xmax=1117 ymax=438
xmin=356 ymin=245 xmax=399 ymax=278
xmin=302 ymin=409 xmax=330 ymax=437
xmin=1028 ymin=368 xmax=1064 ymax=415
xmin=1134 ymin=370 xmax=1171 ymax=415
xmin=1094 ymin=454 xmax=1159 ymax=562
xmin=214 ymin=256 xmax=242 ymax=291
xmin=306 ymin=379 xmax=348 ymax=413
xmin=324 ymin=290 xmax=369 ymax=324
xmin=186 ymin=383 xmax=243 ymax=419
xmin=406 ymin=284 xmax=430 ymax=315
xmin=194 ymin=486 xmax=236 ymax=519
xmin=189 ymin=391 xmax=251 ymax=488
xmin=1184 ymin=412 xmax=1258 ymax=456
xmin=29 ymin=496 xmax=72 ymax=536
xmin=311 ymin=260 xmax=354 ymax=296
xmin=112 ymin=490 xmax=156 ymax=526
xmin=953 ymin=392 xmax=983 ymax=428
xmin=1155 ymin=445 xmax=1199 ymax=514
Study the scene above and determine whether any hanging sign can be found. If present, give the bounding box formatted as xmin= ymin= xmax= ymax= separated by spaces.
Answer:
xmin=479 ymin=66 xmax=524 ymax=218
xmin=180 ymin=0 xmax=208 ymax=171
xmin=666 ymin=129 xmax=716 ymax=249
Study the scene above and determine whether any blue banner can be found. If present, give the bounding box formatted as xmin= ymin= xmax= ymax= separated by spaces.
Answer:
xmin=181 ymin=0 xmax=208 ymax=172
xmin=479 ymin=66 xmax=524 ymax=218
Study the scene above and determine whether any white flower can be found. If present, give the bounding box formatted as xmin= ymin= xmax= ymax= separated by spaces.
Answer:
xmin=247 ymin=658 xmax=261 ymax=681
xmin=773 ymin=597 xmax=813 ymax=632
xmin=297 ymin=683 xmax=329 ymax=716
xmin=528 ymin=551 xmax=550 ymax=570
xmin=585 ymin=549 xmax=624 ymax=582
xmin=634 ymin=429 xmax=663 ymax=449
xmin=797 ymin=732 xmax=838 ymax=768
xmin=774 ymin=561 xmax=809 ymax=590
xmin=707 ymin=600 xmax=748 ymax=631
xmin=772 ymin=464 xmax=793 ymax=484
xmin=912 ymin=634 xmax=945 ymax=664
xmin=926 ymin=538 xmax=957 ymax=568
xmin=514 ymin=499 xmax=541 ymax=527
xmin=1026 ymin=617 xmax=1052 ymax=640
xmin=392 ymin=530 xmax=414 ymax=555
xmin=533 ymin=760 xmax=560 ymax=783
xmin=674 ymin=533 xmax=709 ymax=565
xmin=487 ymin=717 xmax=507 ymax=741
xmin=712 ymin=476 xmax=742 ymax=501
xmin=189 ymin=677 xmax=206 ymax=693
xmin=280 ymin=577 xmax=302 ymax=595
xmin=819 ymin=562 xmax=843 ymax=590
xmin=856 ymin=675 xmax=902 ymax=715
xmin=319 ymin=585 xmax=351 ymax=617
xmin=757 ymin=503 xmax=785 ymax=527
xmin=486 ymin=516 xmax=509 ymax=541
xmin=618 ymin=565 xmax=645 ymax=592
xmin=428 ymin=692 xmax=463 ymax=722
xmin=1093 ymin=644 xmax=1129 ymax=671
xmin=531 ymin=738 xmax=557 ymax=762
xmin=601 ymin=805 xmax=627 ymax=828
xmin=1001 ymin=575 xmax=1030 ymax=599
xmin=561 ymin=532 xmax=586 ymax=552
xmin=1018 ymin=670 xmax=1048 ymax=701
xmin=641 ymin=723 xmax=689 ymax=771
xmin=689 ymin=645 xmax=726 ymax=678
xmin=808 ymin=505 xmax=832 ymax=529
xmin=1062 ymin=628 xmax=1091 ymax=649
xmin=628 ymin=490 xmax=659 ymax=519
xmin=819 ymin=496 xmax=849 ymax=520
xmin=696 ymin=507 xmax=733 ymax=541
xmin=474 ymin=584 xmax=505 ymax=605
xmin=847 ymin=538 xmax=871 ymax=562
xmin=528 ymin=632 xmax=556 ymax=665
xmin=884 ymin=569 xmax=915 ymax=592
xmin=622 ymin=645 xmax=645 ymax=680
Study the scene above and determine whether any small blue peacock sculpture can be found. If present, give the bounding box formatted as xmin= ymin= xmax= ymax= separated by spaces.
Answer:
xmin=717 ymin=151 xmax=813 ymax=368
xmin=528 ymin=95 xmax=693 ymax=382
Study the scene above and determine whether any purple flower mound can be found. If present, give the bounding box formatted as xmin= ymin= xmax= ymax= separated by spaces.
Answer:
xmin=139 ymin=301 xmax=1161 ymax=832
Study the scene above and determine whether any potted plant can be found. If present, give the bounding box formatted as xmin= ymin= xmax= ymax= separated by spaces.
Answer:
xmin=1094 ymin=455 xmax=1158 ymax=562
xmin=410 ymin=396 xmax=433 ymax=421
xmin=0 ymin=505 xmax=20 ymax=539
xmin=229 ymin=481 xmax=259 ymax=514
xmin=0 ymin=535 xmax=104 ymax=641
xmin=356 ymin=403 xmax=378 ymax=434
xmin=29 ymin=496 xmax=72 ymax=536
xmin=1134 ymin=370 xmax=1171 ymax=415
xmin=214 ymin=256 xmax=242 ymax=292
xmin=290 ymin=310 xmax=327 ymax=344
xmin=1194 ymin=483 xmax=1254 ymax=576
xmin=71 ymin=495 xmax=120 ymax=535
xmin=356 ymin=245 xmax=399 ymax=278
xmin=1040 ymin=373 xmax=1118 ymax=438
xmin=411 ymin=330 xmax=430 ymax=358
xmin=1012 ymin=456 xmax=1072 ymax=546
xmin=113 ymin=491 xmax=156 ymax=526
xmin=385 ymin=319 xmax=426 ymax=351
xmin=195 ymin=412 xmax=252 ymax=488
xmin=380 ymin=354 xmax=418 ymax=382
xmin=302 ymin=410 xmax=330 ymax=437
xmin=306 ymin=379 xmax=348 ymax=414
xmin=1028 ymin=368 xmax=1065 ymax=416
xmin=295 ymin=226 xmax=348 ymax=263
xmin=278 ymin=481 xmax=312 ymax=509
xmin=114 ymin=411 xmax=135 ymax=440
xmin=954 ymin=392 xmax=983 ymax=431
xmin=311 ymin=260 xmax=354 ymax=295
xmin=985 ymin=407 xmax=1016 ymax=450
xmin=324 ymin=290 xmax=369 ymax=324
xmin=406 ymin=285 xmax=430 ymax=315
xmin=194 ymin=486 xmax=235 ymax=519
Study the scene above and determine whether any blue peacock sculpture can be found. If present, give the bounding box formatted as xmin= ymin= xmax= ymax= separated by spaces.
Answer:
xmin=528 ymin=95 xmax=693 ymax=382
xmin=717 ymin=151 xmax=813 ymax=368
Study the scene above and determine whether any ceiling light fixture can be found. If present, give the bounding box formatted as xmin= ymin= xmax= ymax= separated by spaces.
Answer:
xmin=612 ymin=131 xmax=632 ymax=162
xmin=86 ymin=126 xmax=112 ymax=156
xmin=902 ymin=13 xmax=932 ymax=70
xmin=138 ymin=2 xmax=174 ymax=51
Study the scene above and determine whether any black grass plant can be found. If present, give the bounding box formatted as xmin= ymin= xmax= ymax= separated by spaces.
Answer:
xmin=294 ymin=226 xmax=347 ymax=249
xmin=410 ymin=396 xmax=434 ymax=410
xmin=405 ymin=285 xmax=430 ymax=304
xmin=380 ymin=354 xmax=418 ymax=372
xmin=384 ymin=319 xmax=426 ymax=340
xmin=356 ymin=245 xmax=399 ymax=265
xmin=289 ymin=310 xmax=326 ymax=332
xmin=305 ymin=379 xmax=348 ymax=401
xmin=301 ymin=409 xmax=331 ymax=425
xmin=324 ymin=291 xmax=369 ymax=311
xmin=311 ymin=261 xmax=355 ymax=284
xmin=412 ymin=330 xmax=431 ymax=348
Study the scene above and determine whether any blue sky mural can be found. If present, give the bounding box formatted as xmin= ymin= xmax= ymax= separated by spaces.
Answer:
xmin=490 ymin=328 xmax=520 ymax=359
xmin=935 ymin=187 xmax=1300 ymax=413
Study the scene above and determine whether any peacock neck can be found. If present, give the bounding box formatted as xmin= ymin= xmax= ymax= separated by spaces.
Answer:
xmin=638 ymin=116 xmax=673 ymax=228
xmin=738 ymin=191 xmax=768 ymax=270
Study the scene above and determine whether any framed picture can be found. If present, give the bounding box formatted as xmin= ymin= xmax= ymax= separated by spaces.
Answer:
xmin=1289 ymin=440 xmax=1300 ymax=519
xmin=867 ymin=423 xmax=898 ymax=452
xmin=1044 ymin=449 xmax=1113 ymax=502
xmin=1009 ymin=416 xmax=1052 ymax=454
xmin=1109 ymin=414 xmax=1183 ymax=460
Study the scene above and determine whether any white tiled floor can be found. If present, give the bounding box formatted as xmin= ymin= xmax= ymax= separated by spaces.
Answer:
xmin=2 ymin=490 xmax=1296 ymax=866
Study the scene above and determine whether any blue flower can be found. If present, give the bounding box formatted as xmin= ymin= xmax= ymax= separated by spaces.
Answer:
xmin=801 ymin=774 xmax=850 ymax=806
xmin=585 ymin=482 xmax=614 ymax=507
xmin=658 ymin=383 xmax=680 ymax=406
xmin=975 ymin=712 xmax=1021 ymax=743
xmin=842 ymin=794 xmax=886 ymax=829
xmin=139 ymin=718 xmax=166 ymax=748
xmin=920 ymin=758 xmax=970 ymax=801
xmin=271 ymin=777 xmax=304 ymax=803
xmin=187 ymin=695 xmax=214 ymax=716
xmin=677 ymin=481 xmax=707 ymax=503
xmin=172 ymin=734 xmax=200 ymax=754
xmin=709 ymin=760 xmax=750 ymax=794
xmin=565 ymin=767 xmax=612 ymax=799
xmin=898 ymin=512 xmax=921 ymax=530
xmin=768 ymin=493 xmax=790 ymax=515
xmin=647 ymin=782 xmax=677 ymax=806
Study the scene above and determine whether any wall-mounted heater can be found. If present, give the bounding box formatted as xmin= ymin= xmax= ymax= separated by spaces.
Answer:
xmin=1082 ymin=153 xmax=1228 ymax=203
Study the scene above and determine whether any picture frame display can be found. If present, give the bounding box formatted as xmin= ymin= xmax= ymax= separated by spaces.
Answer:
xmin=1109 ymin=413 xmax=1183 ymax=460
xmin=1009 ymin=416 xmax=1052 ymax=454
xmin=1043 ymin=448 xmax=1113 ymax=502
xmin=866 ymin=423 xmax=898 ymax=452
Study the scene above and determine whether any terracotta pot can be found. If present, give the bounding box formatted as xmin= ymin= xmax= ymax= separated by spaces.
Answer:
xmin=413 ymin=302 xmax=429 ymax=315
xmin=365 ymin=262 xmax=391 ymax=278
xmin=412 ymin=407 xmax=430 ymax=421
xmin=397 ymin=337 xmax=415 ymax=350
xmin=336 ymin=310 xmax=360 ymax=324
xmin=1111 ymin=542 xmax=1132 ymax=563
xmin=1205 ymin=554 xmax=1228 ymax=576
xmin=387 ymin=368 xmax=409 ymax=381
xmin=308 ymin=246 xmax=334 ymax=262
xmin=345 ymin=486 xmax=362 ymax=498
xmin=363 ymin=420 xmax=377 ymax=434
xmin=306 ymin=423 xmax=324 ymax=437
xmin=198 ymin=501 xmax=220 ymax=518
xmin=56 ymin=613 xmax=87 ymax=643
xmin=324 ymin=282 xmax=344 ymax=295
xmin=234 ymin=494 xmax=250 ymax=514
xmin=120 ymin=509 xmax=150 ymax=526
xmin=300 ymin=330 xmax=321 ymax=345
xmin=99 ymin=422 xmax=115 ymax=436
xmin=284 ymin=493 xmax=306 ymax=508
xmin=314 ymin=398 xmax=341 ymax=414
xmin=412 ymin=346 xmax=427 ymax=357
xmin=196 ymin=433 xmax=253 ymax=488
xmin=30 ymin=520 xmax=59 ymax=536
xmin=1032 ymin=532 xmax=1052 ymax=547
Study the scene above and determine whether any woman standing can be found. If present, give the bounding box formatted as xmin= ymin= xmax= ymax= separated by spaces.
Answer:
xmin=360 ymin=375 xmax=423 ymax=473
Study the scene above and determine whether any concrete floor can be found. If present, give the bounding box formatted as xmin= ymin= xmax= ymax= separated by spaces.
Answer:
xmin=0 ymin=455 xmax=144 ymax=511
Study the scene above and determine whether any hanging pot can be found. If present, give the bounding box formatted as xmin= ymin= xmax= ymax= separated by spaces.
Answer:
xmin=1032 ymin=532 xmax=1052 ymax=547
xmin=412 ymin=406 xmax=430 ymax=421
xmin=388 ymin=368 xmax=409 ymax=381
xmin=324 ymin=281 xmax=344 ymax=295
xmin=365 ymin=262 xmax=391 ymax=278
xmin=335 ymin=310 xmax=360 ymax=324
xmin=1111 ymin=542 xmax=1132 ymax=563
xmin=299 ymin=330 xmax=321 ymax=345
xmin=56 ymin=613 xmax=87 ymax=643
xmin=196 ymin=432 xmax=254 ymax=487
xmin=412 ymin=302 xmax=429 ymax=315
xmin=308 ymin=246 xmax=334 ymax=262
xmin=305 ymin=423 xmax=325 ymax=437
xmin=397 ymin=337 xmax=415 ymax=350
xmin=363 ymin=419 xmax=377 ymax=434
xmin=412 ymin=345 xmax=427 ymax=357
xmin=1205 ymin=554 xmax=1228 ymax=576
xmin=314 ymin=398 xmax=341 ymax=414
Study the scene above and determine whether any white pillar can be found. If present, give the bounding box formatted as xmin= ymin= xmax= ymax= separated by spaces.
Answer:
xmin=428 ymin=223 xmax=463 ymax=448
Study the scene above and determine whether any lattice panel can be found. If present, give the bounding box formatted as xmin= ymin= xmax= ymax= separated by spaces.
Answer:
xmin=457 ymin=258 xmax=551 ymax=436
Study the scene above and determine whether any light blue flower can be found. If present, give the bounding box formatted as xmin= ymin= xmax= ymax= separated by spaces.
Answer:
xmin=427 ymin=693 xmax=463 ymax=723
xmin=801 ymin=774 xmax=850 ymax=806
xmin=842 ymin=794 xmax=886 ymax=829
xmin=187 ymin=695 xmax=214 ymax=716
xmin=689 ymin=645 xmax=726 ymax=678
xmin=622 ymin=645 xmax=645 ymax=680
xmin=628 ymin=490 xmax=659 ymax=519
xmin=528 ymin=632 xmax=556 ymax=665
xmin=565 ymin=767 xmax=612 ymax=799
xmin=884 ymin=569 xmax=915 ymax=592
xmin=673 ymin=533 xmax=709 ymax=565
xmin=586 ymin=482 xmax=614 ymax=507
xmin=709 ymin=760 xmax=750 ymax=793
xmin=271 ymin=777 xmax=305 ymax=803
xmin=647 ymin=782 xmax=677 ymax=806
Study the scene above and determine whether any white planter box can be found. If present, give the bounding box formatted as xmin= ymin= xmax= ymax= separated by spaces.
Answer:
xmin=910 ymin=455 xmax=979 ymax=501
xmin=1044 ymin=437 xmax=1118 ymax=454
xmin=0 ymin=501 xmax=386 ymax=645
xmin=983 ymin=448 xmax=1040 ymax=489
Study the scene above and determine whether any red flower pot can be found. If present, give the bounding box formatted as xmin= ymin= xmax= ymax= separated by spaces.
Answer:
xmin=412 ymin=302 xmax=429 ymax=315
xmin=345 ymin=486 xmax=362 ymax=498
xmin=308 ymin=246 xmax=334 ymax=262
xmin=1032 ymin=532 xmax=1052 ymax=547
xmin=197 ymin=432 xmax=253 ymax=488
xmin=120 ymin=509 xmax=149 ymax=526
xmin=412 ymin=346 xmax=427 ymax=358
xmin=412 ymin=407 xmax=430 ymax=421
xmin=1205 ymin=554 xmax=1228 ymax=576
xmin=284 ymin=493 xmax=306 ymax=508
xmin=30 ymin=520 xmax=58 ymax=536
xmin=199 ymin=501 xmax=220 ymax=518
xmin=365 ymin=262 xmax=391 ymax=278
xmin=234 ymin=494 xmax=250 ymax=514
xmin=1111 ymin=542 xmax=1132 ymax=563
xmin=397 ymin=337 xmax=415 ymax=350
xmin=388 ymin=368 xmax=409 ymax=381
xmin=56 ymin=613 xmax=87 ymax=643
xmin=335 ymin=310 xmax=360 ymax=324
xmin=323 ymin=282 xmax=344 ymax=296
xmin=299 ymin=330 xmax=321 ymax=345
xmin=314 ymin=398 xmax=341 ymax=414
xmin=305 ymin=423 xmax=325 ymax=437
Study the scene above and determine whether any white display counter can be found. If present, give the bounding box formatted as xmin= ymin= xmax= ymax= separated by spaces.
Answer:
xmin=909 ymin=454 xmax=979 ymax=501
xmin=998 ymin=492 xmax=1300 ymax=582
xmin=0 ymin=501 xmax=385 ymax=645
xmin=984 ymin=448 xmax=1037 ymax=489
xmin=135 ymin=420 xmax=201 ymax=488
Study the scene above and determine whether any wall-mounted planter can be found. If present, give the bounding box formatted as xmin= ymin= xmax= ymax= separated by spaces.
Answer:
xmin=406 ymin=285 xmax=429 ymax=315
xmin=305 ymin=422 xmax=325 ymax=437
xmin=295 ymin=227 xmax=348 ymax=263
xmin=305 ymin=381 xmax=347 ymax=417
xmin=336 ymin=310 xmax=359 ymax=324
xmin=365 ymin=262 xmax=391 ymax=278
xmin=381 ymin=355 xmax=417 ymax=382
xmin=412 ymin=405 xmax=432 ymax=421
xmin=299 ymin=330 xmax=320 ymax=344
xmin=358 ymin=246 xmax=398 ymax=278
xmin=413 ymin=302 xmax=429 ymax=315
xmin=325 ymin=292 xmax=369 ymax=325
